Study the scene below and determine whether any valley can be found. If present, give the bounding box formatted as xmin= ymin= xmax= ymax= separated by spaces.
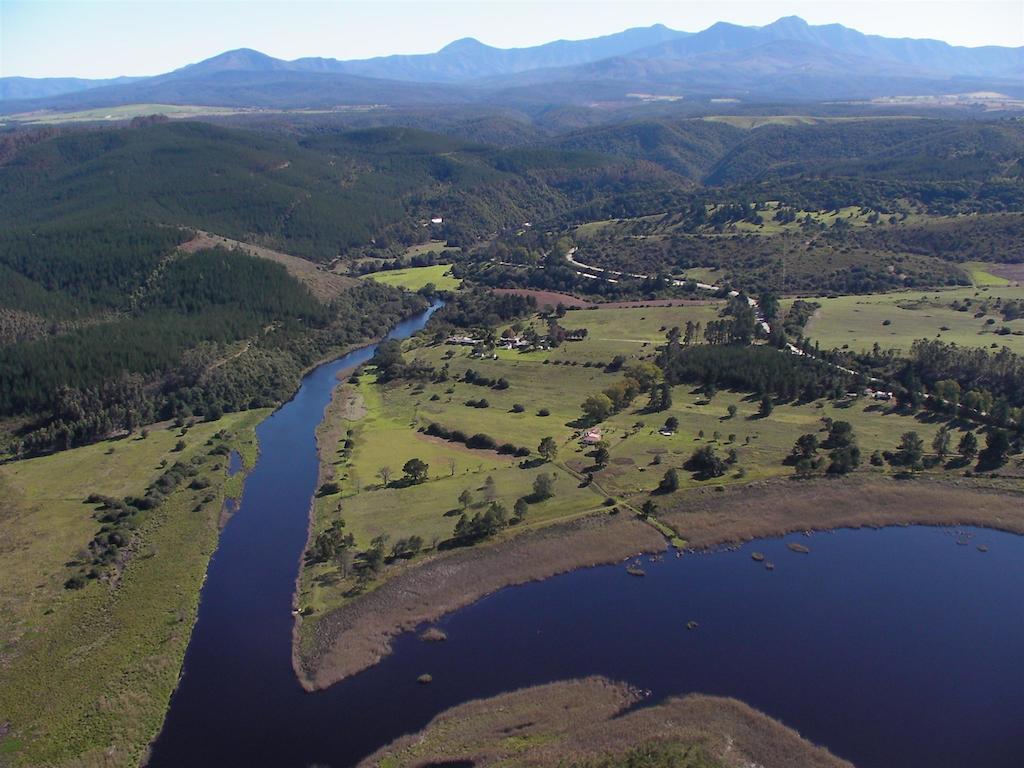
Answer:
xmin=1 ymin=13 xmax=1023 ymax=765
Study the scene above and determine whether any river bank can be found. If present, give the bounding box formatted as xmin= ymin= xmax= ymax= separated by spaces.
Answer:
xmin=296 ymin=472 xmax=1024 ymax=690
xmin=659 ymin=475 xmax=1024 ymax=549
xmin=295 ymin=511 xmax=665 ymax=690
xmin=359 ymin=676 xmax=852 ymax=768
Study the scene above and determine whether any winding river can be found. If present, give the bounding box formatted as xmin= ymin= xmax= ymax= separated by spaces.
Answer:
xmin=149 ymin=303 xmax=1024 ymax=768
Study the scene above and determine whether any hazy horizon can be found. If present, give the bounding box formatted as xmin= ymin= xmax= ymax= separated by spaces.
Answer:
xmin=3 ymin=0 xmax=1023 ymax=80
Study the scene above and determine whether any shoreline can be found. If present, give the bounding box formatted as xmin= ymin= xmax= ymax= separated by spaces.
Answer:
xmin=295 ymin=511 xmax=666 ymax=691
xmin=295 ymin=473 xmax=1024 ymax=691
xmin=656 ymin=475 xmax=1024 ymax=551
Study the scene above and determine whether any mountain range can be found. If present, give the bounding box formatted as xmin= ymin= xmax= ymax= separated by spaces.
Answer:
xmin=2 ymin=16 xmax=1021 ymax=113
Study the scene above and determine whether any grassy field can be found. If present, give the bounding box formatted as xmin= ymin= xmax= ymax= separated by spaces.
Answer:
xmin=2 ymin=104 xmax=246 ymax=125
xmin=963 ymin=261 xmax=1012 ymax=287
xmin=0 ymin=410 xmax=266 ymax=767
xmin=361 ymin=263 xmax=461 ymax=291
xmin=587 ymin=386 xmax=958 ymax=500
xmin=794 ymin=286 xmax=1024 ymax=355
xmin=402 ymin=241 xmax=459 ymax=259
xmin=299 ymin=363 xmax=607 ymax=621
xmin=536 ymin=304 xmax=723 ymax=363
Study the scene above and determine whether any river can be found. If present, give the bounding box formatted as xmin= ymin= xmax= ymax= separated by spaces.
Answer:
xmin=149 ymin=302 xmax=1024 ymax=768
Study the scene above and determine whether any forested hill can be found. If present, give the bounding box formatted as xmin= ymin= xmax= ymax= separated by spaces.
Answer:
xmin=0 ymin=120 xmax=674 ymax=259
xmin=0 ymin=121 xmax=407 ymax=260
xmin=0 ymin=230 xmax=426 ymax=455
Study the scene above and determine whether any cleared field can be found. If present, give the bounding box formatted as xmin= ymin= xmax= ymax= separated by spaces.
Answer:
xmin=587 ymin=387 xmax=959 ymax=500
xmin=796 ymin=287 xmax=1024 ymax=355
xmin=545 ymin=304 xmax=723 ymax=363
xmin=0 ymin=411 xmax=265 ymax=767
xmin=3 ymin=104 xmax=246 ymax=124
xmin=182 ymin=231 xmax=357 ymax=301
xmin=402 ymin=241 xmax=459 ymax=259
xmin=964 ymin=261 xmax=1013 ymax=286
xmin=361 ymin=263 xmax=461 ymax=291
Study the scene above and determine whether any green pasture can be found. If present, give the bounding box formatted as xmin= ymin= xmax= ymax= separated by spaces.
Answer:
xmin=361 ymin=263 xmax=461 ymax=291
xmin=795 ymin=286 xmax=1024 ymax=355
xmin=585 ymin=387 xmax=958 ymax=499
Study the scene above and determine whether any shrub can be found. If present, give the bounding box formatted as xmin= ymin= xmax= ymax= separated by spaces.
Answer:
xmin=318 ymin=482 xmax=341 ymax=496
xmin=466 ymin=433 xmax=497 ymax=450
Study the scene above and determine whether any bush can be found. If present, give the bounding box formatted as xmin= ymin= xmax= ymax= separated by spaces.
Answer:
xmin=537 ymin=408 xmax=551 ymax=417
xmin=466 ymin=433 xmax=497 ymax=450
xmin=317 ymin=482 xmax=341 ymax=496
xmin=64 ymin=575 xmax=87 ymax=590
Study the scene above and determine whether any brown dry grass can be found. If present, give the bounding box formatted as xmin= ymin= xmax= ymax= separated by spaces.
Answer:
xmin=296 ymin=513 xmax=665 ymax=690
xmin=659 ymin=476 xmax=1024 ymax=549
xmin=988 ymin=263 xmax=1024 ymax=283
xmin=359 ymin=676 xmax=852 ymax=768
xmin=181 ymin=231 xmax=357 ymax=302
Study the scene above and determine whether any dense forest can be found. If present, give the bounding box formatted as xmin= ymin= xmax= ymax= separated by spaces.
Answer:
xmin=0 ymin=236 xmax=423 ymax=454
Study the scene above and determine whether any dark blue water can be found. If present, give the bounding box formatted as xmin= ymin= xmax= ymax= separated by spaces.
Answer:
xmin=149 ymin=302 xmax=1024 ymax=768
xmin=227 ymin=450 xmax=243 ymax=477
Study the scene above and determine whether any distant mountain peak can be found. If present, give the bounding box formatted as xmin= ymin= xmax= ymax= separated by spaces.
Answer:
xmin=174 ymin=48 xmax=287 ymax=76
xmin=765 ymin=15 xmax=811 ymax=29
xmin=440 ymin=37 xmax=490 ymax=54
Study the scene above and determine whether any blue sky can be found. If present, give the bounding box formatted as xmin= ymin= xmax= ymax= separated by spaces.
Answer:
xmin=3 ymin=0 xmax=1023 ymax=79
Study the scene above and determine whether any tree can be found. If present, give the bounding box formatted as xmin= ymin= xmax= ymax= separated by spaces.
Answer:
xmin=664 ymin=416 xmax=679 ymax=432
xmin=979 ymin=429 xmax=1011 ymax=469
xmin=532 ymin=473 xmax=556 ymax=501
xmin=657 ymin=468 xmax=680 ymax=493
xmin=934 ymin=379 xmax=961 ymax=411
xmin=687 ymin=445 xmax=726 ymax=479
xmin=402 ymin=458 xmax=428 ymax=484
xmin=581 ymin=393 xmax=614 ymax=423
xmin=827 ymin=444 xmax=860 ymax=475
xmin=824 ymin=420 xmax=854 ymax=449
xmin=932 ymin=426 xmax=951 ymax=460
xmin=513 ymin=497 xmax=529 ymax=521
xmin=891 ymin=431 xmax=924 ymax=471
xmin=789 ymin=433 xmax=819 ymax=462
xmin=623 ymin=361 xmax=662 ymax=391
xmin=593 ymin=446 xmax=610 ymax=467
xmin=458 ymin=489 xmax=473 ymax=509
xmin=640 ymin=499 xmax=658 ymax=518
xmin=726 ymin=404 xmax=737 ymax=419
xmin=958 ymin=430 xmax=978 ymax=460
xmin=538 ymin=436 xmax=558 ymax=462
xmin=759 ymin=395 xmax=774 ymax=418
xmin=377 ymin=466 xmax=393 ymax=486
xmin=483 ymin=475 xmax=497 ymax=500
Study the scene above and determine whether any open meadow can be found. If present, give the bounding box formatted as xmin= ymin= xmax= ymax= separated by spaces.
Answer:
xmin=794 ymin=286 xmax=1024 ymax=355
xmin=360 ymin=263 xmax=461 ymax=291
